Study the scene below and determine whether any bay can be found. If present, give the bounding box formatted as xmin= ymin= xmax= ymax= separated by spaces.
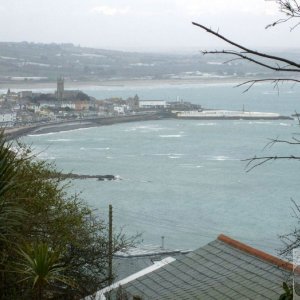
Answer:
xmin=22 ymin=82 xmax=300 ymax=254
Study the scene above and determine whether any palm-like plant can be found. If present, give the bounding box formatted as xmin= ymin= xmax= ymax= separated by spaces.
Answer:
xmin=0 ymin=131 xmax=25 ymax=243
xmin=16 ymin=243 xmax=75 ymax=299
xmin=0 ymin=131 xmax=27 ymax=298
xmin=279 ymin=282 xmax=293 ymax=300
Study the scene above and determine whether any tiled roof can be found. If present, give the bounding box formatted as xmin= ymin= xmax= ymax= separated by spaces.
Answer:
xmin=106 ymin=234 xmax=292 ymax=300
xmin=113 ymin=246 xmax=188 ymax=281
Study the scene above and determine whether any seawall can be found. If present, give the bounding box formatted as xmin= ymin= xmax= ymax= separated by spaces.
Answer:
xmin=4 ymin=110 xmax=293 ymax=140
xmin=4 ymin=113 xmax=167 ymax=140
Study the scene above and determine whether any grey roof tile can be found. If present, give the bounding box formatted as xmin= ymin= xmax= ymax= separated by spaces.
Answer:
xmin=105 ymin=236 xmax=291 ymax=300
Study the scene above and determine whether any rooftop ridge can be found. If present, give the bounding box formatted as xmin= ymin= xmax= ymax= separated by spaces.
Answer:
xmin=218 ymin=234 xmax=293 ymax=272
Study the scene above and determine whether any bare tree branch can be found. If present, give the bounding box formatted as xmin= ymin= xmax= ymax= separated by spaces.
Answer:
xmin=266 ymin=138 xmax=300 ymax=146
xmin=266 ymin=16 xmax=295 ymax=28
xmin=192 ymin=22 xmax=300 ymax=69
xmin=235 ymin=78 xmax=300 ymax=92
xmin=279 ymin=199 xmax=300 ymax=257
xmin=243 ymin=155 xmax=300 ymax=172
xmin=202 ymin=50 xmax=300 ymax=72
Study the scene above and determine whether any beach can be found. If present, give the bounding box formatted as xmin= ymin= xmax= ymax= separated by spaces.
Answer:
xmin=0 ymin=76 xmax=261 ymax=91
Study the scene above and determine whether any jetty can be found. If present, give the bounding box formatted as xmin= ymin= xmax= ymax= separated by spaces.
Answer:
xmin=174 ymin=109 xmax=292 ymax=120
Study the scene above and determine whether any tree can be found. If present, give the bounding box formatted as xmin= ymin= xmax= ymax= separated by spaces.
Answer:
xmin=0 ymin=137 xmax=135 ymax=299
xmin=15 ymin=243 xmax=74 ymax=300
xmin=0 ymin=131 xmax=28 ymax=299
xmin=0 ymin=132 xmax=25 ymax=242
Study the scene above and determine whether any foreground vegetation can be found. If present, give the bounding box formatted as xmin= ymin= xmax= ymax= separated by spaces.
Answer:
xmin=0 ymin=133 xmax=132 ymax=299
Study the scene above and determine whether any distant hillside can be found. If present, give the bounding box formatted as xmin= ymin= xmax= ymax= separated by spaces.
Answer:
xmin=0 ymin=42 xmax=298 ymax=84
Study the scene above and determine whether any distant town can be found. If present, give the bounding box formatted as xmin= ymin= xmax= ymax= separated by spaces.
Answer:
xmin=0 ymin=77 xmax=202 ymax=130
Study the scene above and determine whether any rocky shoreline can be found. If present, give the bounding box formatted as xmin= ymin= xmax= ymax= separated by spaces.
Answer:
xmin=51 ymin=172 xmax=119 ymax=181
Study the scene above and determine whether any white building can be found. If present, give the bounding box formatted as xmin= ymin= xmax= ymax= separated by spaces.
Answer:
xmin=61 ymin=101 xmax=76 ymax=110
xmin=39 ymin=100 xmax=59 ymax=108
xmin=113 ymin=105 xmax=129 ymax=115
xmin=0 ymin=110 xmax=17 ymax=126
xmin=139 ymin=100 xmax=167 ymax=109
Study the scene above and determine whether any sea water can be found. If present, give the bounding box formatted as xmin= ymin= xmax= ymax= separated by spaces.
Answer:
xmin=22 ymin=83 xmax=300 ymax=254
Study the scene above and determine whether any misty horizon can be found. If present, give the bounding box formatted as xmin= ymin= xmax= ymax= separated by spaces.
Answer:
xmin=1 ymin=0 xmax=300 ymax=51
xmin=2 ymin=40 xmax=300 ymax=55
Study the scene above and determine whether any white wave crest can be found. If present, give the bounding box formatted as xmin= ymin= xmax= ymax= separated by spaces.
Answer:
xmin=125 ymin=125 xmax=169 ymax=132
xmin=80 ymin=147 xmax=110 ymax=150
xmin=28 ymin=132 xmax=56 ymax=137
xmin=153 ymin=153 xmax=184 ymax=156
xmin=159 ymin=135 xmax=182 ymax=138
xmin=180 ymin=164 xmax=203 ymax=168
xmin=196 ymin=122 xmax=217 ymax=126
xmin=206 ymin=155 xmax=239 ymax=161
xmin=48 ymin=138 xmax=72 ymax=142
xmin=234 ymin=121 xmax=273 ymax=125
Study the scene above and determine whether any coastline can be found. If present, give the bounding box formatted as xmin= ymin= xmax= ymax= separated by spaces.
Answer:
xmin=1 ymin=76 xmax=293 ymax=139
xmin=4 ymin=111 xmax=293 ymax=140
xmin=0 ymin=76 xmax=262 ymax=91
xmin=4 ymin=113 xmax=166 ymax=140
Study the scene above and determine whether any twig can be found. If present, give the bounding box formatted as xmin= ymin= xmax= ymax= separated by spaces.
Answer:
xmin=243 ymin=155 xmax=300 ymax=172
xmin=201 ymin=50 xmax=300 ymax=72
xmin=236 ymin=78 xmax=300 ymax=92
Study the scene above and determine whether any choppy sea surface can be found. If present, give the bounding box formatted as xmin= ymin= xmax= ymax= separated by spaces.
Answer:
xmin=22 ymin=83 xmax=300 ymax=254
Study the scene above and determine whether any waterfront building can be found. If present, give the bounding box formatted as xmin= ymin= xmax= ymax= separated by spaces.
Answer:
xmin=61 ymin=101 xmax=76 ymax=110
xmin=39 ymin=99 xmax=59 ymax=108
xmin=18 ymin=91 xmax=33 ymax=99
xmin=75 ymin=100 xmax=90 ymax=111
xmin=139 ymin=100 xmax=167 ymax=109
xmin=113 ymin=105 xmax=129 ymax=115
xmin=0 ymin=110 xmax=17 ymax=126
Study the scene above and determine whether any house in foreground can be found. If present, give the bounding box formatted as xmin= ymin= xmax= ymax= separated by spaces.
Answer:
xmin=89 ymin=234 xmax=293 ymax=300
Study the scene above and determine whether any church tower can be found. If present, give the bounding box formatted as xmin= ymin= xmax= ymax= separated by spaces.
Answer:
xmin=56 ymin=76 xmax=64 ymax=101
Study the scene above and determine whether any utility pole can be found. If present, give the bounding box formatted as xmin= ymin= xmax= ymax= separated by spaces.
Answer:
xmin=161 ymin=236 xmax=165 ymax=249
xmin=108 ymin=204 xmax=113 ymax=286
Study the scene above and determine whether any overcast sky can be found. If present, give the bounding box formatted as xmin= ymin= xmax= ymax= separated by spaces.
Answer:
xmin=0 ymin=0 xmax=298 ymax=52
